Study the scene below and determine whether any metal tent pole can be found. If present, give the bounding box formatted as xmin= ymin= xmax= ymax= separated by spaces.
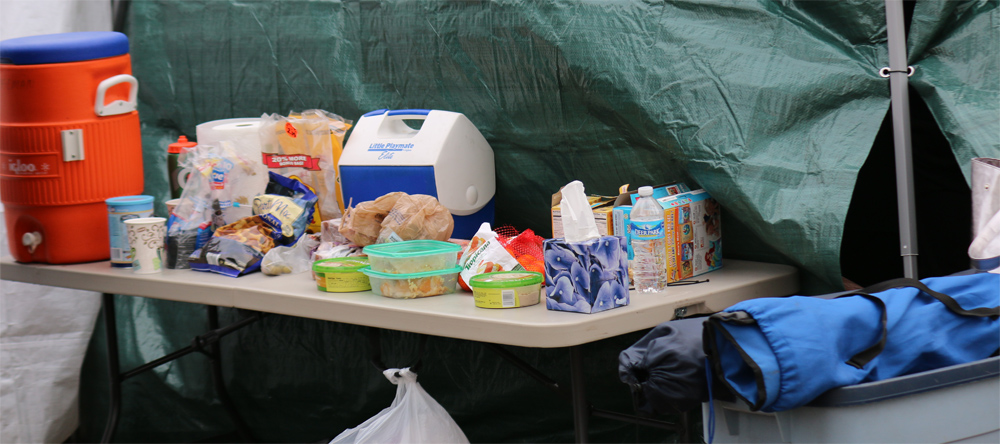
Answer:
xmin=884 ymin=0 xmax=919 ymax=279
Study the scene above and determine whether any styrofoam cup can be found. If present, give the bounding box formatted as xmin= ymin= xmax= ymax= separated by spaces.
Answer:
xmin=124 ymin=217 xmax=166 ymax=274
xmin=165 ymin=198 xmax=182 ymax=215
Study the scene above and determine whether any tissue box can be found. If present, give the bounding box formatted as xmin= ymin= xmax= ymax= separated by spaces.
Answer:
xmin=543 ymin=236 xmax=629 ymax=314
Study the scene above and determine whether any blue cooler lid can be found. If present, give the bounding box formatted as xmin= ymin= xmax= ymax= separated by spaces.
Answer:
xmin=0 ymin=32 xmax=129 ymax=65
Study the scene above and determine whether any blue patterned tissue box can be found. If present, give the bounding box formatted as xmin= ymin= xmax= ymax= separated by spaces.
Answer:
xmin=543 ymin=236 xmax=630 ymax=314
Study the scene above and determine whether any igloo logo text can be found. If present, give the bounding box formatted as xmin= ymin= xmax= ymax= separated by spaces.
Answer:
xmin=8 ymin=159 xmax=36 ymax=174
xmin=3 ymin=158 xmax=52 ymax=176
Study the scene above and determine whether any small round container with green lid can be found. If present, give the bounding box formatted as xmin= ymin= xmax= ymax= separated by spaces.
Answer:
xmin=313 ymin=257 xmax=371 ymax=292
xmin=469 ymin=271 xmax=544 ymax=309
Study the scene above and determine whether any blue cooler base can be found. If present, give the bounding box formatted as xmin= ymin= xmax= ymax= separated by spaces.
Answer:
xmin=340 ymin=165 xmax=494 ymax=240
xmin=451 ymin=201 xmax=494 ymax=239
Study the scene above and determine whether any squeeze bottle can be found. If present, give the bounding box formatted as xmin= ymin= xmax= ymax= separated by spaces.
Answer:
xmin=167 ymin=135 xmax=197 ymax=198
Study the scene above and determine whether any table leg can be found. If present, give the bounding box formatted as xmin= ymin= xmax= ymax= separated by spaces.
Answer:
xmin=569 ymin=345 xmax=589 ymax=443
xmin=100 ymin=293 xmax=121 ymax=444
xmin=207 ymin=306 xmax=255 ymax=442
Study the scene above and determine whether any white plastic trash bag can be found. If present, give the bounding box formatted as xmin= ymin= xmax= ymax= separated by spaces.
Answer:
xmin=330 ymin=368 xmax=469 ymax=444
xmin=969 ymin=158 xmax=1000 ymax=273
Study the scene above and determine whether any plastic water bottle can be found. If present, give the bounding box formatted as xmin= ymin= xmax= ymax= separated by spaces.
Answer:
xmin=630 ymin=186 xmax=668 ymax=292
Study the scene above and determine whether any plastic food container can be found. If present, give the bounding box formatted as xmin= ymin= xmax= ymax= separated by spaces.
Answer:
xmin=362 ymin=240 xmax=462 ymax=274
xmin=469 ymin=271 xmax=544 ymax=309
xmin=312 ymin=258 xmax=371 ymax=292
xmin=362 ymin=266 xmax=461 ymax=299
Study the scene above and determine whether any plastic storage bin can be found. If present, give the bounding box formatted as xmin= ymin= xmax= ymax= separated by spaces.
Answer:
xmin=0 ymin=32 xmax=144 ymax=264
xmin=362 ymin=266 xmax=461 ymax=299
xmin=703 ymin=356 xmax=1000 ymax=443
xmin=362 ymin=240 xmax=462 ymax=274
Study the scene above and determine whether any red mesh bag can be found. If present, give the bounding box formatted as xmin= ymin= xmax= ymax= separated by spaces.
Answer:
xmin=494 ymin=226 xmax=545 ymax=274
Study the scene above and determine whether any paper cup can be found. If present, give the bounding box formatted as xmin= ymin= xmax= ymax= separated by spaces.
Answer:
xmin=165 ymin=198 xmax=182 ymax=216
xmin=125 ymin=217 xmax=167 ymax=274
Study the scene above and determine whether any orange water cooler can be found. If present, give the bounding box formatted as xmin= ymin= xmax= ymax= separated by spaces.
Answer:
xmin=1 ymin=32 xmax=144 ymax=263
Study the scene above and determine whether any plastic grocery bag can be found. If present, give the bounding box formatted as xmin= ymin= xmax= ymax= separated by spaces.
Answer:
xmin=969 ymin=158 xmax=1000 ymax=272
xmin=260 ymin=233 xmax=320 ymax=276
xmin=377 ymin=193 xmax=454 ymax=243
xmin=339 ymin=192 xmax=404 ymax=246
xmin=330 ymin=368 xmax=469 ymax=444
xmin=340 ymin=192 xmax=454 ymax=246
xmin=166 ymin=142 xmax=259 ymax=269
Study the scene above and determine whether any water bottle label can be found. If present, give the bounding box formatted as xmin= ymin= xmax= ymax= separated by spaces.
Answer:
xmin=630 ymin=220 xmax=664 ymax=241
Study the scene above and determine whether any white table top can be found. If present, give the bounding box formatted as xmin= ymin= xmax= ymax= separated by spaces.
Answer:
xmin=1 ymin=257 xmax=797 ymax=348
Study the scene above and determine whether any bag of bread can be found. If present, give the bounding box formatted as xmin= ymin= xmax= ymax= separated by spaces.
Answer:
xmin=377 ymin=194 xmax=454 ymax=243
xmin=258 ymin=109 xmax=352 ymax=228
xmin=339 ymin=192 xmax=404 ymax=246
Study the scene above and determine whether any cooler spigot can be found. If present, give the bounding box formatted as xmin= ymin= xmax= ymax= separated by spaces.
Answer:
xmin=21 ymin=231 xmax=42 ymax=254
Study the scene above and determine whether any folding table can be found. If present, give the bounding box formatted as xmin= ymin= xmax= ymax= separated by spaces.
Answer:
xmin=1 ymin=257 xmax=797 ymax=443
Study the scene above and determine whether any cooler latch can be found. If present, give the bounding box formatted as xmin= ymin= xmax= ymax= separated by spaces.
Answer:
xmin=61 ymin=129 xmax=84 ymax=162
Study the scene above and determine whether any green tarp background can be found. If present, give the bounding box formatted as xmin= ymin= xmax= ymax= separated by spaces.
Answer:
xmin=77 ymin=0 xmax=998 ymax=442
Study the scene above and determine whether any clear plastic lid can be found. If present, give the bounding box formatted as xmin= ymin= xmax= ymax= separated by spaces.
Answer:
xmin=362 ymin=240 xmax=462 ymax=258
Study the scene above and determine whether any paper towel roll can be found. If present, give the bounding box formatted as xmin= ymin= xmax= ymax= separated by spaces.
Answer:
xmin=196 ymin=118 xmax=262 ymax=154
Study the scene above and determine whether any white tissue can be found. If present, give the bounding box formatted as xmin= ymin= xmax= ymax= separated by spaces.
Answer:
xmin=560 ymin=180 xmax=600 ymax=243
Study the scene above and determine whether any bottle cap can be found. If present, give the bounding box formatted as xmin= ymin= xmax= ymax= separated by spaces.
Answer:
xmin=168 ymin=135 xmax=197 ymax=154
xmin=638 ymin=186 xmax=653 ymax=197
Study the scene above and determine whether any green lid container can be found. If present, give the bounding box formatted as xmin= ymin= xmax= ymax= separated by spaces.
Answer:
xmin=361 ymin=266 xmax=462 ymax=279
xmin=362 ymin=266 xmax=462 ymax=298
xmin=362 ymin=240 xmax=463 ymax=274
xmin=312 ymin=257 xmax=371 ymax=292
xmin=469 ymin=271 xmax=544 ymax=288
xmin=470 ymin=271 xmax=544 ymax=309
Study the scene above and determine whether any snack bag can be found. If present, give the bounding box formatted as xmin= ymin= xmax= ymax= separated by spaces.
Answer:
xmin=377 ymin=194 xmax=454 ymax=243
xmin=458 ymin=223 xmax=525 ymax=291
xmin=252 ymin=172 xmax=319 ymax=246
xmin=258 ymin=109 xmax=352 ymax=226
xmin=188 ymin=216 xmax=276 ymax=277
xmin=339 ymin=192 xmax=405 ymax=246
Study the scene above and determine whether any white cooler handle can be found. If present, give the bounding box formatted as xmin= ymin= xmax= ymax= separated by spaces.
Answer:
xmin=94 ymin=74 xmax=138 ymax=116
xmin=375 ymin=109 xmax=431 ymax=138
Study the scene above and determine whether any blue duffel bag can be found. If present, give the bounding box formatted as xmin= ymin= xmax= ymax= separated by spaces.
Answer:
xmin=703 ymin=273 xmax=999 ymax=413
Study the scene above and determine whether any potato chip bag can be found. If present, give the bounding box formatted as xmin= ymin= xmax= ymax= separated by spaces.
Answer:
xmin=252 ymin=172 xmax=318 ymax=246
xmin=189 ymin=216 xmax=276 ymax=277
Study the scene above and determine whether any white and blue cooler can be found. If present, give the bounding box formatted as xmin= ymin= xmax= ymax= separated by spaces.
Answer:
xmin=339 ymin=109 xmax=495 ymax=239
